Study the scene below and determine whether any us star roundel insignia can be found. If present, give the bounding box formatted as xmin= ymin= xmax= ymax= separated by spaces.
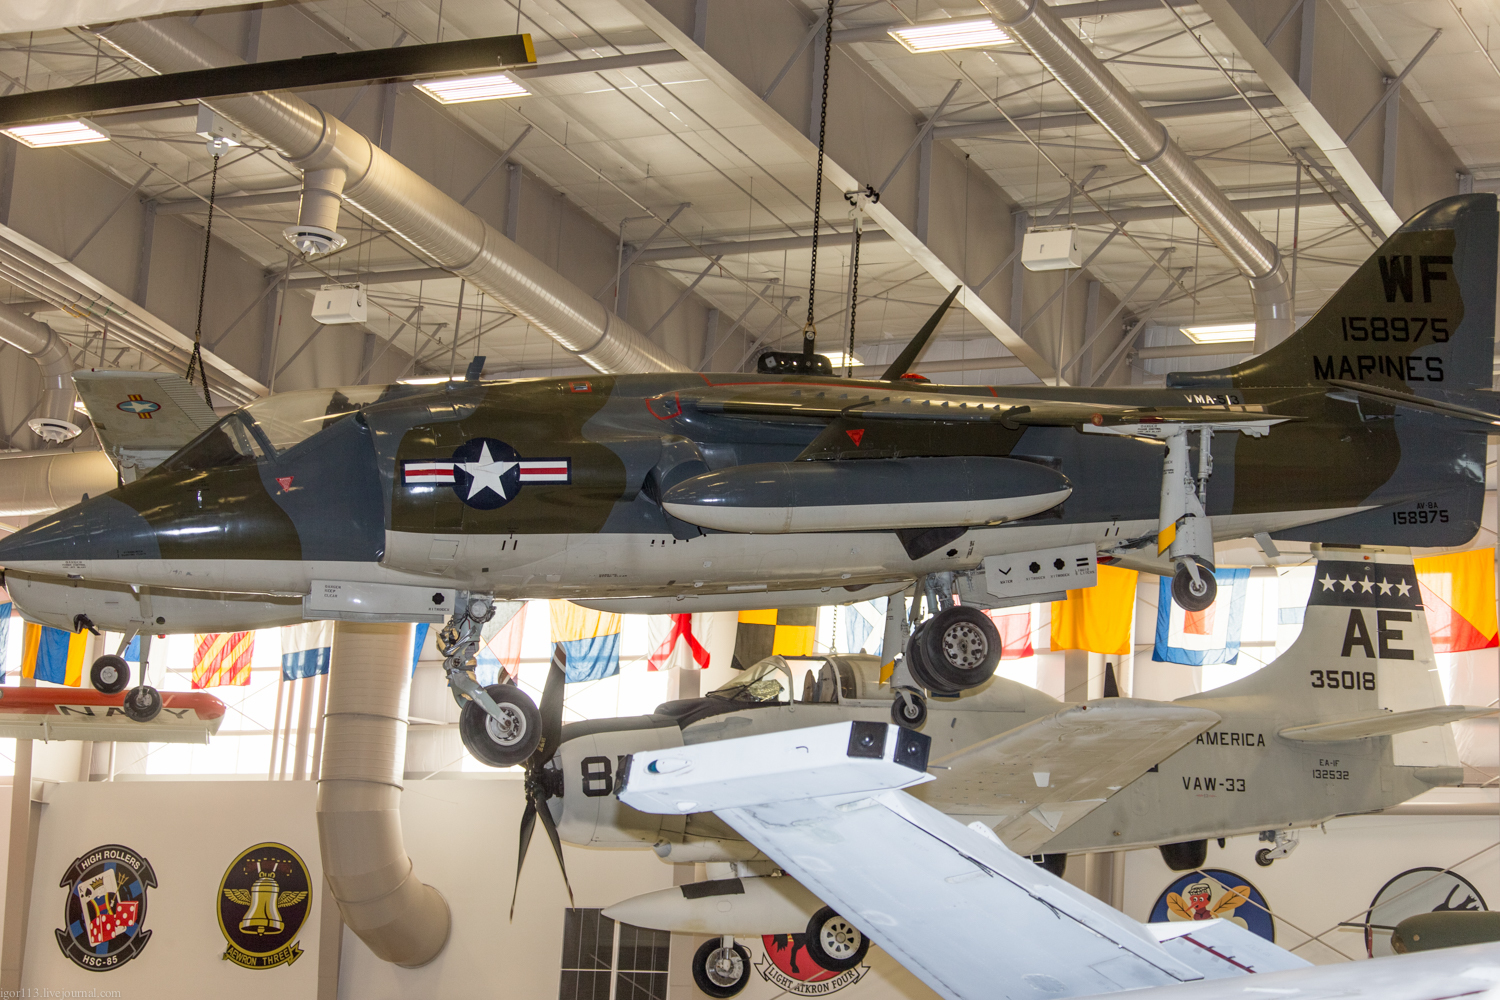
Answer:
xmin=218 ymin=842 xmax=311 ymax=969
xmin=401 ymin=437 xmax=571 ymax=510
xmin=55 ymin=844 xmax=157 ymax=971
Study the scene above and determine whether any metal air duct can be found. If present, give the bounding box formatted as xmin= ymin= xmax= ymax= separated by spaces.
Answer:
xmin=982 ymin=0 xmax=1294 ymax=353
xmin=317 ymin=621 xmax=450 ymax=967
xmin=98 ymin=19 xmax=685 ymax=375
xmin=0 ymin=300 xmax=81 ymax=445
xmin=0 ymin=449 xmax=117 ymax=517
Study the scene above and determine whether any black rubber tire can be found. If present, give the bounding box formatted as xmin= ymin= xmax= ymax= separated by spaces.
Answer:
xmin=891 ymin=691 xmax=927 ymax=729
xmin=804 ymin=907 xmax=870 ymax=973
xmin=917 ymin=606 xmax=1001 ymax=693
xmin=1031 ymin=853 xmax=1068 ymax=877
xmin=460 ymin=684 xmax=542 ymax=767
xmin=902 ymin=623 xmax=941 ymax=692
xmin=692 ymin=939 xmax=751 ymax=998
xmin=1255 ymin=848 xmax=1275 ymax=867
xmin=90 ymin=655 xmax=130 ymax=695
xmin=121 ymin=685 xmax=162 ymax=723
xmin=1159 ymin=840 xmax=1209 ymax=872
xmin=1171 ymin=564 xmax=1217 ymax=612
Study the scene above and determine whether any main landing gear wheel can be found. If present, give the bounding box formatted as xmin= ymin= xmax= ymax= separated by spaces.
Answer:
xmin=460 ymin=684 xmax=542 ymax=767
xmin=121 ymin=685 xmax=162 ymax=724
xmin=692 ymin=938 xmax=751 ymax=998
xmin=891 ymin=690 xmax=927 ymax=729
xmin=90 ymin=655 xmax=130 ymax=695
xmin=915 ymin=606 xmax=1001 ymax=693
xmin=1171 ymin=564 xmax=1216 ymax=613
xmin=805 ymin=907 xmax=870 ymax=973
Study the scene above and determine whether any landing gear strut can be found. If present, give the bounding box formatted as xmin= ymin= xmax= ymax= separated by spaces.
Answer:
xmin=1255 ymin=829 xmax=1300 ymax=866
xmin=1084 ymin=418 xmax=1280 ymax=612
xmin=440 ymin=593 xmax=543 ymax=764
xmin=119 ymin=592 xmax=163 ymax=724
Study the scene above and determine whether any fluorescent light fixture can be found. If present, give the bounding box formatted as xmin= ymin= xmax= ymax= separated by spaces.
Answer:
xmin=2 ymin=119 xmax=109 ymax=148
xmin=415 ymin=72 xmax=529 ymax=104
xmin=1183 ymin=322 xmax=1256 ymax=344
xmin=822 ymin=351 xmax=864 ymax=368
xmin=889 ymin=18 xmax=1011 ymax=53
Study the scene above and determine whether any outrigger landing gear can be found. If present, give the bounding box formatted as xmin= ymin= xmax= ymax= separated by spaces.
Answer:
xmin=1084 ymin=417 xmax=1282 ymax=612
xmin=440 ymin=594 xmax=544 ymax=765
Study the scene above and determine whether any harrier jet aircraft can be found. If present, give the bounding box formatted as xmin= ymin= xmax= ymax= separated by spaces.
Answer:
xmin=0 ymin=195 xmax=1494 ymax=733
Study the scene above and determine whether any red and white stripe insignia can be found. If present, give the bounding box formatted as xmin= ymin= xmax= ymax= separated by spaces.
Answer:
xmin=518 ymin=459 xmax=570 ymax=483
xmin=403 ymin=461 xmax=456 ymax=484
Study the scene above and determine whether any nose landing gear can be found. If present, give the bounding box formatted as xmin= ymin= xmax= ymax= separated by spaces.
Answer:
xmin=692 ymin=936 xmax=751 ymax=998
xmin=886 ymin=574 xmax=1002 ymax=728
xmin=439 ymin=594 xmax=544 ymax=764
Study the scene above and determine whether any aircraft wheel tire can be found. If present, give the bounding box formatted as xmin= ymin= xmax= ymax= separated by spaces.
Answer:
xmin=1171 ymin=564 xmax=1216 ymax=612
xmin=1159 ymin=840 xmax=1208 ymax=872
xmin=460 ymin=684 xmax=542 ymax=767
xmin=917 ymin=607 xmax=1001 ymax=693
xmin=805 ymin=907 xmax=870 ymax=973
xmin=891 ymin=691 xmax=927 ymax=729
xmin=90 ymin=655 xmax=130 ymax=695
xmin=903 ymin=625 xmax=943 ymax=693
xmin=122 ymin=685 xmax=162 ymax=724
xmin=692 ymin=939 xmax=751 ymax=998
xmin=1031 ymin=853 xmax=1067 ymax=878
xmin=1254 ymin=849 xmax=1275 ymax=867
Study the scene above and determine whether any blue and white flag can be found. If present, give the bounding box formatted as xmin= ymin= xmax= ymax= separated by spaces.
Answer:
xmin=1153 ymin=568 xmax=1250 ymax=665
xmin=282 ymin=622 xmax=333 ymax=681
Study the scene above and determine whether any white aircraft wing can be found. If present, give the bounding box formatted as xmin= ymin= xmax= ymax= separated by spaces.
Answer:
xmin=619 ymin=721 xmax=1302 ymax=1000
xmin=74 ymin=370 xmax=219 ymax=480
xmin=915 ymin=699 xmax=1221 ymax=854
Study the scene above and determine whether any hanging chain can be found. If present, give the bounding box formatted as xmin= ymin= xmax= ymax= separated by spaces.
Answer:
xmin=184 ymin=152 xmax=221 ymax=408
xmin=801 ymin=0 xmax=836 ymax=356
xmin=842 ymin=184 xmax=876 ymax=378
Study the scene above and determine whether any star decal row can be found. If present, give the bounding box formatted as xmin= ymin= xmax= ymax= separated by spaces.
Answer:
xmin=1319 ymin=574 xmax=1413 ymax=596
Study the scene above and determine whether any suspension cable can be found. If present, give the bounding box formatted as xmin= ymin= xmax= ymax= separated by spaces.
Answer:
xmin=184 ymin=151 xmax=222 ymax=408
xmin=802 ymin=0 xmax=836 ymax=357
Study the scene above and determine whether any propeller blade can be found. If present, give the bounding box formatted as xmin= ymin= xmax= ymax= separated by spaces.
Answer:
xmin=533 ymin=644 xmax=567 ymax=766
xmin=509 ymin=795 xmax=538 ymax=920
xmin=535 ymin=789 xmax=575 ymax=907
xmin=880 ymin=285 xmax=961 ymax=381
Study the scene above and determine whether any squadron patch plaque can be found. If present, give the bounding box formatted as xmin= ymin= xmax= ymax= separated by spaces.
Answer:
xmin=217 ymin=843 xmax=311 ymax=969
xmin=55 ymin=843 xmax=156 ymax=971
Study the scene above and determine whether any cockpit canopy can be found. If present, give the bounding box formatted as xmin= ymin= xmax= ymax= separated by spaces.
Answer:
xmin=154 ymin=385 xmax=398 ymax=474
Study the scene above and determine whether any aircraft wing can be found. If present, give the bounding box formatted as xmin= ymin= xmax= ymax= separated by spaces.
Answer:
xmin=669 ymin=384 xmax=1299 ymax=429
xmin=1279 ymin=705 xmax=1498 ymax=742
xmin=916 ymin=699 xmax=1221 ymax=855
xmin=0 ymin=687 xmax=225 ymax=743
xmin=74 ymin=370 xmax=220 ymax=480
xmin=618 ymin=721 xmax=1304 ymax=1000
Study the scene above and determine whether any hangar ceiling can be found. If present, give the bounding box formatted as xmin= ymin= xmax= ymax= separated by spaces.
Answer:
xmin=0 ymin=0 xmax=1489 ymax=431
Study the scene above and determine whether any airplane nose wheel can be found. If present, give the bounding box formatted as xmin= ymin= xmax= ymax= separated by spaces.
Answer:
xmin=692 ymin=937 xmax=751 ymax=998
xmin=121 ymin=685 xmax=162 ymax=724
xmin=460 ymin=684 xmax=542 ymax=767
xmin=805 ymin=907 xmax=870 ymax=972
xmin=891 ymin=689 xmax=927 ymax=729
xmin=90 ymin=655 xmax=130 ymax=695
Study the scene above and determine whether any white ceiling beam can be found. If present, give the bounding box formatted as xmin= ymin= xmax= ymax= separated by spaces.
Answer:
xmin=621 ymin=0 xmax=1059 ymax=383
xmin=1197 ymin=0 xmax=1402 ymax=236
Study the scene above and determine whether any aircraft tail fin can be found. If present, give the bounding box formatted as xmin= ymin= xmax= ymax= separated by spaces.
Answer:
xmin=1170 ymin=194 xmax=1497 ymax=395
xmin=1181 ymin=549 xmax=1462 ymax=768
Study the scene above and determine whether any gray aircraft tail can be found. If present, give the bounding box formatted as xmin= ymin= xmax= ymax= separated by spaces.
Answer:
xmin=1180 ymin=550 xmax=1468 ymax=769
xmin=1172 ymin=193 xmax=1497 ymax=394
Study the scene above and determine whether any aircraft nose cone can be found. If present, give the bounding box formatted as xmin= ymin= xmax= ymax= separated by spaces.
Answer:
xmin=0 ymin=494 xmax=159 ymax=568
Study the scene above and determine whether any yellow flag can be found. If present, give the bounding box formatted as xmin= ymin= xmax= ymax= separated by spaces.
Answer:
xmin=1050 ymin=564 xmax=1138 ymax=655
